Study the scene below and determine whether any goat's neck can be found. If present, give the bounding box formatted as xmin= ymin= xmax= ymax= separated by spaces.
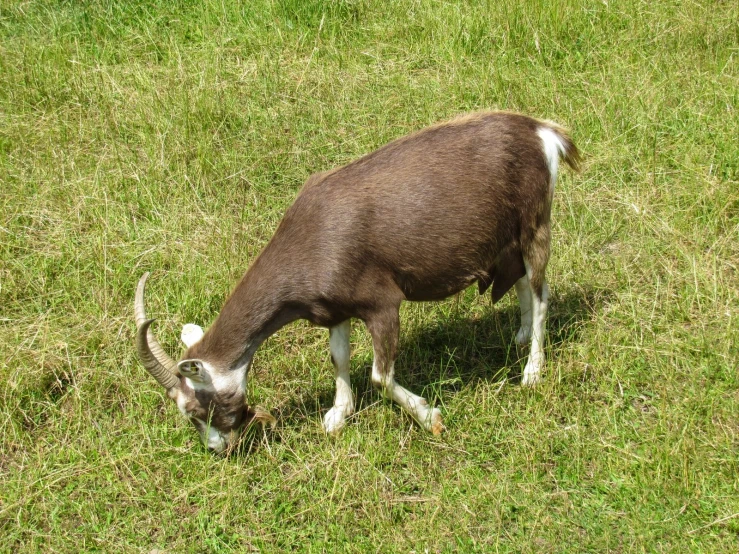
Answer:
xmin=196 ymin=254 xmax=300 ymax=368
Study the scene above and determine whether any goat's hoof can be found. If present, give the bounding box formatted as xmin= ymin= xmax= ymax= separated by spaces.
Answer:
xmin=323 ymin=405 xmax=352 ymax=435
xmin=429 ymin=408 xmax=444 ymax=436
xmin=521 ymin=366 xmax=542 ymax=387
xmin=515 ymin=326 xmax=532 ymax=345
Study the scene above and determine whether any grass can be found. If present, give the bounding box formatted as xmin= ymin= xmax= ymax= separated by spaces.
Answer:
xmin=0 ymin=0 xmax=737 ymax=551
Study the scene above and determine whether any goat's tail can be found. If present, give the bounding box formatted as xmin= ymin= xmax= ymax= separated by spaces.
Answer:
xmin=553 ymin=125 xmax=581 ymax=171
xmin=536 ymin=122 xmax=581 ymax=194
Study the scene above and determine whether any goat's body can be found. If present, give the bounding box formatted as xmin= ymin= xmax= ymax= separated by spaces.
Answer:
xmin=206 ymin=113 xmax=566 ymax=343
xmin=283 ymin=112 xmax=546 ymax=303
xmin=136 ymin=111 xmax=579 ymax=450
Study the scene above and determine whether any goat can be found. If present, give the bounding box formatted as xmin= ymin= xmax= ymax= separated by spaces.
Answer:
xmin=135 ymin=111 xmax=580 ymax=453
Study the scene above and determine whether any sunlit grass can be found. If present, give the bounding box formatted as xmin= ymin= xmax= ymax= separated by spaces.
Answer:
xmin=1 ymin=0 xmax=737 ymax=551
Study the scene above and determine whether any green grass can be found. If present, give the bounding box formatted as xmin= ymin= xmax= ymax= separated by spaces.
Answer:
xmin=1 ymin=0 xmax=737 ymax=551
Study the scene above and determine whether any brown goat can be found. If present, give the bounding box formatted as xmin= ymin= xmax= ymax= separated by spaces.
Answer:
xmin=135 ymin=111 xmax=580 ymax=452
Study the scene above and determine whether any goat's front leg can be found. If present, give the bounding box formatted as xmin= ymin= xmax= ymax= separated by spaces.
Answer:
xmin=323 ymin=320 xmax=354 ymax=435
xmin=365 ymin=308 xmax=444 ymax=435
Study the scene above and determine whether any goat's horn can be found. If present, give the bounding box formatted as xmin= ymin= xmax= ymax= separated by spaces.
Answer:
xmin=135 ymin=273 xmax=179 ymax=390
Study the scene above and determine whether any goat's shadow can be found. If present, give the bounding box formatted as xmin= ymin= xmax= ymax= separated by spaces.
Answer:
xmin=234 ymin=285 xmax=605 ymax=457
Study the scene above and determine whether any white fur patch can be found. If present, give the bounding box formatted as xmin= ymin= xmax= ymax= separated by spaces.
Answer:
xmin=174 ymin=390 xmax=189 ymax=417
xmin=191 ymin=417 xmax=227 ymax=452
xmin=212 ymin=361 xmax=248 ymax=394
xmin=181 ymin=323 xmax=204 ymax=348
xmin=323 ymin=405 xmax=350 ymax=435
xmin=204 ymin=424 xmax=227 ymax=452
xmin=371 ymin=359 xmax=443 ymax=434
xmin=324 ymin=321 xmax=354 ymax=434
xmin=521 ymin=261 xmax=548 ymax=386
xmin=177 ymin=359 xmax=248 ymax=395
xmin=537 ymin=127 xmax=566 ymax=192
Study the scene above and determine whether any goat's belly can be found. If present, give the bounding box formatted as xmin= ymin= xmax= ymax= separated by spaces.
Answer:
xmin=393 ymin=240 xmax=524 ymax=302
xmin=398 ymin=271 xmax=484 ymax=302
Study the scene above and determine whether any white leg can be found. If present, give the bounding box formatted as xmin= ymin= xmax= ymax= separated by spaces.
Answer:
xmin=522 ymin=272 xmax=548 ymax=387
xmin=514 ymin=275 xmax=533 ymax=345
xmin=371 ymin=358 xmax=443 ymax=435
xmin=323 ymin=320 xmax=354 ymax=435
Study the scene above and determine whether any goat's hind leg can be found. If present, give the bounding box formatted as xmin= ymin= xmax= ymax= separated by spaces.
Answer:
xmin=514 ymin=275 xmax=533 ymax=345
xmin=323 ymin=320 xmax=354 ymax=435
xmin=521 ymin=274 xmax=548 ymax=386
xmin=365 ymin=308 xmax=443 ymax=435
xmin=521 ymin=236 xmax=550 ymax=386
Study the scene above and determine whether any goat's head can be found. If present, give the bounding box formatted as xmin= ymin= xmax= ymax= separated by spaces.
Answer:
xmin=134 ymin=273 xmax=274 ymax=453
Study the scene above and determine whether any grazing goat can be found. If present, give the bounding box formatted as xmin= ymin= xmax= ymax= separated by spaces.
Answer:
xmin=135 ymin=111 xmax=580 ymax=453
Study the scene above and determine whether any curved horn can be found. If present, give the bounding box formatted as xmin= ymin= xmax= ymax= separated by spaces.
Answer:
xmin=135 ymin=273 xmax=179 ymax=390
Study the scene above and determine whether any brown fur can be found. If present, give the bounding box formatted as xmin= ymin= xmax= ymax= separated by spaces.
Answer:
xmin=178 ymin=111 xmax=579 ymax=442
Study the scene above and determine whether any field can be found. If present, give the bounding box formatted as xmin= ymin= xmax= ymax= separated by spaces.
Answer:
xmin=1 ymin=0 xmax=737 ymax=551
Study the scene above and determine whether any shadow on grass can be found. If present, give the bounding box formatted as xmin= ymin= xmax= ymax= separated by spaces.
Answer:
xmin=401 ymin=284 xmax=605 ymax=390
xmin=234 ymin=285 xmax=605 ymax=456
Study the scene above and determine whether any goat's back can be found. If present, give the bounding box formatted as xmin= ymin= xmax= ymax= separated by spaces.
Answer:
xmin=268 ymin=112 xmax=568 ymax=303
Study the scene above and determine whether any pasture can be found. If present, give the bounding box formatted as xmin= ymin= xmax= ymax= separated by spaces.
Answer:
xmin=1 ymin=0 xmax=737 ymax=551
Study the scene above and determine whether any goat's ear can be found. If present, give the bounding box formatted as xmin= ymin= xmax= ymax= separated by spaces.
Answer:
xmin=181 ymin=323 xmax=204 ymax=348
xmin=245 ymin=406 xmax=277 ymax=430
xmin=177 ymin=359 xmax=210 ymax=383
